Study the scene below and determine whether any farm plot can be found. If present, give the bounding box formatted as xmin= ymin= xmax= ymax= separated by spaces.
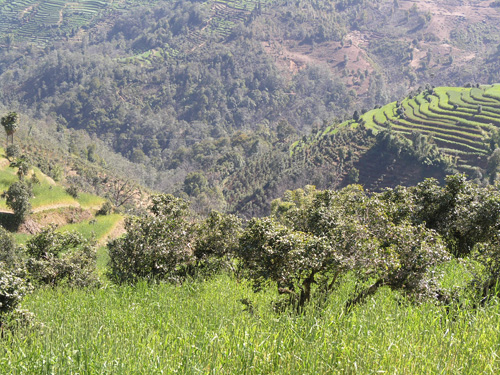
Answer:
xmin=353 ymin=85 xmax=500 ymax=171
xmin=0 ymin=0 xmax=117 ymax=45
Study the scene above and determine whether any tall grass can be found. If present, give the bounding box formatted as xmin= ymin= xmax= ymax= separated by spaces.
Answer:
xmin=1 ymin=272 xmax=500 ymax=374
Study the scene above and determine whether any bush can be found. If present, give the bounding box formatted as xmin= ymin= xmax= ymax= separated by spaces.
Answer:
xmin=107 ymin=194 xmax=194 ymax=284
xmin=0 ymin=226 xmax=18 ymax=268
xmin=3 ymin=180 xmax=33 ymax=226
xmin=0 ymin=264 xmax=32 ymax=327
xmin=24 ymin=226 xmax=99 ymax=287
xmin=96 ymin=201 xmax=113 ymax=216
xmin=239 ymin=185 xmax=450 ymax=311
xmin=5 ymin=144 xmax=20 ymax=161
xmin=66 ymin=185 xmax=79 ymax=199
xmin=193 ymin=211 xmax=241 ymax=271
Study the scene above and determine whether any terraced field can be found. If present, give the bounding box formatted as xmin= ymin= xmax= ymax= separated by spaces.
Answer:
xmin=0 ymin=147 xmax=124 ymax=246
xmin=0 ymin=0 xmax=166 ymax=46
xmin=0 ymin=0 xmax=268 ymax=48
xmin=185 ymin=0 xmax=269 ymax=53
xmin=0 ymin=0 xmax=111 ymax=45
xmin=316 ymin=85 xmax=500 ymax=173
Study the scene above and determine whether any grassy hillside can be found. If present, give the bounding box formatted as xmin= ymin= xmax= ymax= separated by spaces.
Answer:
xmin=293 ymin=84 xmax=500 ymax=174
xmin=0 ymin=147 xmax=124 ymax=246
xmin=0 ymin=1 xmax=499 ymax=216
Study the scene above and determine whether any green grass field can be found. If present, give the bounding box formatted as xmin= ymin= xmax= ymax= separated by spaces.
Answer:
xmin=2 ymin=272 xmax=500 ymax=374
xmin=56 ymin=213 xmax=122 ymax=242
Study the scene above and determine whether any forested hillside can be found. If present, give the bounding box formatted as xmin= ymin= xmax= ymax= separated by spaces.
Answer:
xmin=0 ymin=0 xmax=499 ymax=216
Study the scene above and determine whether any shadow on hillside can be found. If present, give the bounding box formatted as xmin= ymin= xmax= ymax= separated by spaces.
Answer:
xmin=0 ymin=211 xmax=18 ymax=232
xmin=350 ymin=146 xmax=448 ymax=192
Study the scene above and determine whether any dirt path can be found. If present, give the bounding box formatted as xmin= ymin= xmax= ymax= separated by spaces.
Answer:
xmin=32 ymin=202 xmax=80 ymax=213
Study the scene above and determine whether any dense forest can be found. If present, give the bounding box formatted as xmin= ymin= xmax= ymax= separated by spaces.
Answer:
xmin=0 ymin=0 xmax=499 ymax=216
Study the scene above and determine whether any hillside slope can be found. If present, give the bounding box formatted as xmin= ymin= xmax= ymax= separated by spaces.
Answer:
xmin=228 ymin=85 xmax=500 ymax=216
xmin=0 ymin=147 xmax=125 ymax=244
xmin=0 ymin=0 xmax=499 ymax=216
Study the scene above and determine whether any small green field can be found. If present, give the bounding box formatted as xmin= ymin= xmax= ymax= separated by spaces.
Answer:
xmin=0 ymin=161 xmax=98 ymax=212
xmin=0 ymin=147 xmax=123 ymax=248
xmin=56 ymin=213 xmax=122 ymax=242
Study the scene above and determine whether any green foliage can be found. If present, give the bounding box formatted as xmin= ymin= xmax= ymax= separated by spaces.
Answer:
xmin=194 ymin=211 xmax=241 ymax=268
xmin=0 ymin=226 xmax=18 ymax=268
xmin=3 ymin=180 xmax=33 ymax=225
xmin=409 ymin=175 xmax=500 ymax=257
xmin=239 ymin=184 xmax=450 ymax=310
xmin=107 ymin=194 xmax=193 ymax=283
xmin=0 ymin=112 xmax=18 ymax=145
xmin=0 ymin=263 xmax=31 ymax=323
xmin=9 ymin=156 xmax=30 ymax=181
xmin=183 ymin=171 xmax=208 ymax=197
xmin=5 ymin=144 xmax=20 ymax=162
xmin=96 ymin=201 xmax=113 ymax=216
xmin=65 ymin=185 xmax=79 ymax=199
xmin=24 ymin=226 xmax=98 ymax=288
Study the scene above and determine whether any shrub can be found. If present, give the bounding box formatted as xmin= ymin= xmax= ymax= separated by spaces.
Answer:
xmin=3 ymin=180 xmax=33 ymax=226
xmin=0 ymin=226 xmax=18 ymax=268
xmin=5 ymin=144 xmax=20 ymax=161
xmin=24 ymin=226 xmax=99 ymax=287
xmin=107 ymin=194 xmax=194 ymax=284
xmin=239 ymin=185 xmax=450 ymax=311
xmin=0 ymin=264 xmax=32 ymax=327
xmin=66 ymin=185 xmax=79 ymax=199
xmin=193 ymin=211 xmax=242 ymax=271
xmin=96 ymin=201 xmax=113 ymax=216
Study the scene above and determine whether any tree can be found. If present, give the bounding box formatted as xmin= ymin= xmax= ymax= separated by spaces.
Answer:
xmin=106 ymin=178 xmax=139 ymax=209
xmin=0 ymin=227 xmax=18 ymax=268
xmin=193 ymin=211 xmax=241 ymax=271
xmin=0 ymin=264 xmax=32 ymax=328
xmin=1 ymin=112 xmax=18 ymax=147
xmin=238 ymin=185 xmax=450 ymax=311
xmin=24 ymin=226 xmax=99 ymax=287
xmin=5 ymin=145 xmax=20 ymax=162
xmin=9 ymin=157 xmax=29 ymax=180
xmin=107 ymin=194 xmax=194 ymax=283
xmin=183 ymin=171 xmax=208 ymax=197
xmin=3 ymin=181 xmax=33 ymax=226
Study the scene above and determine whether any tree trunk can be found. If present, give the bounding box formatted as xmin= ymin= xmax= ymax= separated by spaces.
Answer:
xmin=345 ymin=279 xmax=384 ymax=312
xmin=298 ymin=270 xmax=316 ymax=311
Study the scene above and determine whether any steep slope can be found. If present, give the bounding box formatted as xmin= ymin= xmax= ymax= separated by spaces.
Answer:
xmin=351 ymin=85 xmax=500 ymax=172
xmin=0 ymin=1 xmax=499 ymax=216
